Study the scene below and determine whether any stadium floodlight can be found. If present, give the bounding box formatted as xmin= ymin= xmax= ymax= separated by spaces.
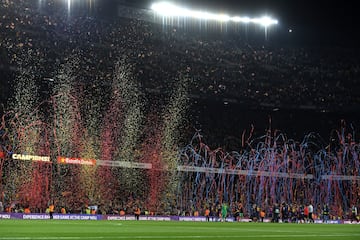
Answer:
xmin=232 ymin=16 xmax=251 ymax=23
xmin=151 ymin=1 xmax=278 ymax=27
xmin=252 ymin=16 xmax=278 ymax=27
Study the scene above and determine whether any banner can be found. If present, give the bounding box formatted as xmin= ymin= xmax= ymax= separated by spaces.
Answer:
xmin=12 ymin=154 xmax=51 ymax=162
xmin=97 ymin=160 xmax=152 ymax=169
xmin=57 ymin=157 xmax=96 ymax=166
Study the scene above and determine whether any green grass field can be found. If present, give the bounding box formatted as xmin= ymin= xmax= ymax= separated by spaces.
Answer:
xmin=0 ymin=220 xmax=359 ymax=240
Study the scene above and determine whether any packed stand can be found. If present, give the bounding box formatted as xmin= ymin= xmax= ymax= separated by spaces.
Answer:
xmin=0 ymin=0 xmax=359 ymax=113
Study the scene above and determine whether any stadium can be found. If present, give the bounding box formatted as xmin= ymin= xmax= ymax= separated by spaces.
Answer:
xmin=0 ymin=0 xmax=360 ymax=238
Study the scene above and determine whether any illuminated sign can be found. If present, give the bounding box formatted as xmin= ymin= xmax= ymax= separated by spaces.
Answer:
xmin=177 ymin=165 xmax=314 ymax=179
xmin=321 ymin=175 xmax=360 ymax=181
xmin=97 ymin=160 xmax=152 ymax=169
xmin=57 ymin=157 xmax=96 ymax=166
xmin=12 ymin=154 xmax=51 ymax=162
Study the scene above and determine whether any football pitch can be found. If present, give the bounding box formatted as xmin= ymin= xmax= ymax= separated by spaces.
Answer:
xmin=0 ymin=220 xmax=360 ymax=240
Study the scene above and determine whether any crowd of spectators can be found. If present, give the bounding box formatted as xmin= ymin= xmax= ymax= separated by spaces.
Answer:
xmin=0 ymin=0 xmax=359 ymax=114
